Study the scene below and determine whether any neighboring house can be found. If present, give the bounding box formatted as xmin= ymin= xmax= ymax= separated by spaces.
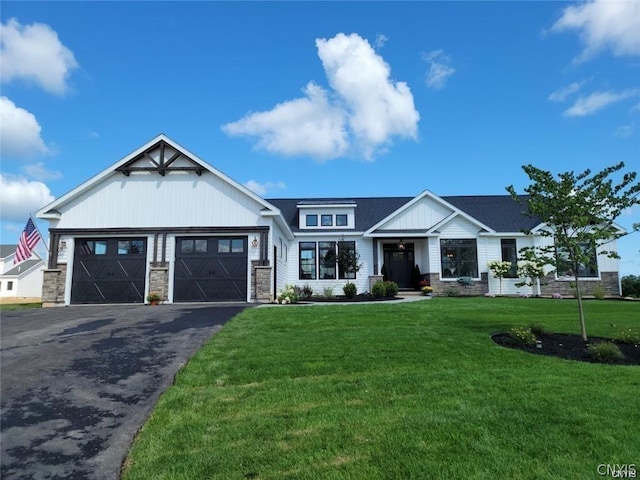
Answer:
xmin=35 ymin=134 xmax=623 ymax=306
xmin=0 ymin=245 xmax=46 ymax=299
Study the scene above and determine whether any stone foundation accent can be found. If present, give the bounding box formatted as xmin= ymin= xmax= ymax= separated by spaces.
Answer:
xmin=148 ymin=266 xmax=169 ymax=302
xmin=540 ymin=271 xmax=620 ymax=297
xmin=252 ymin=263 xmax=272 ymax=302
xmin=428 ymin=272 xmax=489 ymax=296
xmin=42 ymin=265 xmax=67 ymax=307
xmin=369 ymin=275 xmax=384 ymax=292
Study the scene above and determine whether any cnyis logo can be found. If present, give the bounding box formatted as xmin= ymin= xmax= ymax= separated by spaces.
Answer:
xmin=597 ymin=464 xmax=637 ymax=478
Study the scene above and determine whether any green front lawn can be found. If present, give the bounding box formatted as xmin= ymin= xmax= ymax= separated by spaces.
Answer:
xmin=123 ymin=298 xmax=639 ymax=480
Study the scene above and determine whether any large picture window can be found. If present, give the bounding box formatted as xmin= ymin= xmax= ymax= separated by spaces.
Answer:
xmin=299 ymin=242 xmax=316 ymax=279
xmin=440 ymin=239 xmax=478 ymax=278
xmin=556 ymin=243 xmax=598 ymax=278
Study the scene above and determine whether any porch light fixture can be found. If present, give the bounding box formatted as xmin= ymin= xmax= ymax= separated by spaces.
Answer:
xmin=397 ymin=240 xmax=405 ymax=251
xmin=58 ymin=240 xmax=67 ymax=254
xmin=251 ymin=237 xmax=259 ymax=248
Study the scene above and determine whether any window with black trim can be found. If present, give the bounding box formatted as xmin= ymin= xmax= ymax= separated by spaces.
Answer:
xmin=181 ymin=239 xmax=207 ymax=254
xmin=218 ymin=239 xmax=245 ymax=253
xmin=306 ymin=215 xmax=318 ymax=227
xmin=440 ymin=239 xmax=478 ymax=278
xmin=321 ymin=215 xmax=333 ymax=227
xmin=556 ymin=243 xmax=598 ymax=278
xmin=7 ymin=281 xmax=13 ymax=291
xmin=336 ymin=214 xmax=348 ymax=227
xmin=500 ymin=239 xmax=518 ymax=278
xmin=78 ymin=240 xmax=107 ymax=256
xmin=319 ymin=241 xmax=336 ymax=279
xmin=338 ymin=241 xmax=357 ymax=279
xmin=299 ymin=242 xmax=316 ymax=279
xmin=118 ymin=240 xmax=144 ymax=255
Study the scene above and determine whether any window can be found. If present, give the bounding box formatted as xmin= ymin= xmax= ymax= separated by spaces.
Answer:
xmin=321 ymin=214 xmax=333 ymax=227
xmin=299 ymin=242 xmax=316 ymax=279
xmin=118 ymin=240 xmax=144 ymax=255
xmin=181 ymin=239 xmax=207 ymax=254
xmin=7 ymin=281 xmax=13 ymax=291
xmin=440 ymin=239 xmax=478 ymax=278
xmin=218 ymin=239 xmax=244 ymax=253
xmin=338 ymin=241 xmax=357 ymax=279
xmin=336 ymin=214 xmax=348 ymax=227
xmin=78 ymin=240 xmax=106 ymax=255
xmin=556 ymin=243 xmax=598 ymax=278
xmin=500 ymin=239 xmax=518 ymax=278
xmin=319 ymin=242 xmax=337 ymax=279
xmin=306 ymin=215 xmax=318 ymax=227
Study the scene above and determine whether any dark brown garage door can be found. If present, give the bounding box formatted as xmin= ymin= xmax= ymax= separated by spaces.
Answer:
xmin=174 ymin=237 xmax=247 ymax=302
xmin=71 ymin=238 xmax=147 ymax=304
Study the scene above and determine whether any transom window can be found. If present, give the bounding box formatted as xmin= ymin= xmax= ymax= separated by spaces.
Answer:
xmin=440 ymin=239 xmax=478 ymax=278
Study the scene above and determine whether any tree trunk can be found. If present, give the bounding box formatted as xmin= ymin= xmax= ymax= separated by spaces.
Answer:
xmin=574 ymin=272 xmax=587 ymax=341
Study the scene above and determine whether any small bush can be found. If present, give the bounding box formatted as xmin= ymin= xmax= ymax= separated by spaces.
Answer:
xmin=384 ymin=281 xmax=399 ymax=298
xmin=529 ymin=323 xmax=547 ymax=336
xmin=444 ymin=287 xmax=460 ymax=297
xmin=372 ymin=281 xmax=386 ymax=298
xmin=300 ymin=284 xmax=313 ymax=299
xmin=276 ymin=285 xmax=299 ymax=304
xmin=615 ymin=327 xmax=640 ymax=345
xmin=587 ymin=342 xmax=624 ymax=363
xmin=323 ymin=286 xmax=335 ymax=298
xmin=343 ymin=282 xmax=357 ymax=298
xmin=509 ymin=327 xmax=537 ymax=347
xmin=591 ymin=284 xmax=606 ymax=300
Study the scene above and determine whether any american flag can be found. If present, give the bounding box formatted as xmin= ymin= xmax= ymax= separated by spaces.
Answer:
xmin=14 ymin=218 xmax=42 ymax=264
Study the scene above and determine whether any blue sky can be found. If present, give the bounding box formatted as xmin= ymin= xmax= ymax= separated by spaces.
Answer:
xmin=1 ymin=1 xmax=639 ymax=274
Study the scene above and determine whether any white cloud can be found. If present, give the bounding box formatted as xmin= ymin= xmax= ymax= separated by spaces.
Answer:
xmin=0 ymin=174 xmax=55 ymax=222
xmin=422 ymin=50 xmax=456 ymax=90
xmin=316 ymin=33 xmax=420 ymax=159
xmin=548 ymin=81 xmax=584 ymax=102
xmin=551 ymin=0 xmax=640 ymax=63
xmin=223 ymin=82 xmax=348 ymax=160
xmin=22 ymin=162 xmax=63 ymax=181
xmin=563 ymin=89 xmax=640 ymax=117
xmin=0 ymin=18 xmax=79 ymax=94
xmin=243 ymin=180 xmax=286 ymax=196
xmin=374 ymin=33 xmax=388 ymax=48
xmin=0 ymin=96 xmax=50 ymax=158
xmin=223 ymin=33 xmax=420 ymax=161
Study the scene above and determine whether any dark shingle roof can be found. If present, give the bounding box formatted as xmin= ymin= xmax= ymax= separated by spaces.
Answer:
xmin=2 ymin=259 xmax=44 ymax=276
xmin=267 ymin=194 xmax=540 ymax=233
xmin=0 ymin=244 xmax=19 ymax=258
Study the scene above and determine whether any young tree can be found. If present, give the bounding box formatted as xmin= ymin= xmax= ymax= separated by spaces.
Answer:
xmin=487 ymin=260 xmax=512 ymax=295
xmin=507 ymin=162 xmax=640 ymax=341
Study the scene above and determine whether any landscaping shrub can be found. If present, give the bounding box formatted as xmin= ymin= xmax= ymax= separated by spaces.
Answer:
xmin=587 ymin=342 xmax=624 ymax=363
xmin=445 ymin=287 xmax=460 ymax=297
xmin=384 ymin=281 xmax=399 ymax=298
xmin=300 ymin=284 xmax=313 ymax=299
xmin=343 ymin=282 xmax=357 ymax=298
xmin=591 ymin=284 xmax=606 ymax=300
xmin=323 ymin=286 xmax=335 ymax=298
xmin=276 ymin=285 xmax=299 ymax=304
xmin=372 ymin=281 xmax=386 ymax=298
xmin=509 ymin=326 xmax=537 ymax=347
xmin=615 ymin=327 xmax=640 ymax=345
xmin=529 ymin=323 xmax=547 ymax=336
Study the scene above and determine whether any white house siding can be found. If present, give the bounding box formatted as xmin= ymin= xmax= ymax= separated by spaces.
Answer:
xmin=272 ymin=226 xmax=291 ymax=296
xmin=51 ymin=172 xmax=266 ymax=229
xmin=378 ymin=196 xmax=452 ymax=231
xmin=15 ymin=266 xmax=45 ymax=297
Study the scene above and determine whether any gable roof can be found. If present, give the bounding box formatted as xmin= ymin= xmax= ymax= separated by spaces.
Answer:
xmin=0 ymin=244 xmax=18 ymax=259
xmin=36 ymin=134 xmax=285 ymax=223
xmin=2 ymin=258 xmax=45 ymax=276
xmin=268 ymin=194 xmax=540 ymax=234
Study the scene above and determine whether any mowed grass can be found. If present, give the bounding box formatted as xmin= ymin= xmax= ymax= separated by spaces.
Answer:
xmin=123 ymin=298 xmax=640 ymax=480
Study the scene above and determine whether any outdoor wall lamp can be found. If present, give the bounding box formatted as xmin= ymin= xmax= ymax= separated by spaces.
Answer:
xmin=251 ymin=237 xmax=259 ymax=248
xmin=58 ymin=240 xmax=67 ymax=254
xmin=397 ymin=239 xmax=405 ymax=251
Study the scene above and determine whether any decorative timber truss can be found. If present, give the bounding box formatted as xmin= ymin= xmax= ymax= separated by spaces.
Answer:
xmin=116 ymin=140 xmax=205 ymax=176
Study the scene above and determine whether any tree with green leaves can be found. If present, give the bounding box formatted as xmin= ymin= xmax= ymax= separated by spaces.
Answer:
xmin=507 ymin=162 xmax=640 ymax=341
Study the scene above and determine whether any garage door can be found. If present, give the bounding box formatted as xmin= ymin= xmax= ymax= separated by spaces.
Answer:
xmin=71 ymin=238 xmax=147 ymax=304
xmin=174 ymin=237 xmax=247 ymax=302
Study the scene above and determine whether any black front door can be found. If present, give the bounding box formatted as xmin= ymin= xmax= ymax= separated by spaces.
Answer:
xmin=383 ymin=243 xmax=414 ymax=289
xmin=71 ymin=238 xmax=147 ymax=304
xmin=174 ymin=237 xmax=247 ymax=302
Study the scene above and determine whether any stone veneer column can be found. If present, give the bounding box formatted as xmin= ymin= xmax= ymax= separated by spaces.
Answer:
xmin=148 ymin=265 xmax=169 ymax=302
xmin=42 ymin=265 xmax=67 ymax=307
xmin=252 ymin=263 xmax=272 ymax=302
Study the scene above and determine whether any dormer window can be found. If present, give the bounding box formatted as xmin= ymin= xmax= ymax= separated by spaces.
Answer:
xmin=306 ymin=215 xmax=318 ymax=227
xmin=321 ymin=215 xmax=333 ymax=226
xmin=297 ymin=201 xmax=356 ymax=230
xmin=336 ymin=214 xmax=348 ymax=227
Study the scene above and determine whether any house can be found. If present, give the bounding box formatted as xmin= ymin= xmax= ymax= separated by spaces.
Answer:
xmin=35 ymin=134 xmax=623 ymax=306
xmin=0 ymin=245 xmax=46 ymax=300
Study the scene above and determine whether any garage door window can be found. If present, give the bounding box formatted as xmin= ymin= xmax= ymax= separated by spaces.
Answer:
xmin=118 ymin=240 xmax=144 ymax=255
xmin=181 ymin=239 xmax=208 ymax=254
xmin=218 ymin=239 xmax=244 ymax=253
xmin=78 ymin=240 xmax=107 ymax=256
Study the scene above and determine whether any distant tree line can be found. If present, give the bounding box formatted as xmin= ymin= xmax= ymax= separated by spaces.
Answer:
xmin=621 ymin=275 xmax=640 ymax=298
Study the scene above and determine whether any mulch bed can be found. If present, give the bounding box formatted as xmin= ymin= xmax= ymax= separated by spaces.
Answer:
xmin=492 ymin=332 xmax=640 ymax=366
xmin=302 ymin=294 xmax=401 ymax=303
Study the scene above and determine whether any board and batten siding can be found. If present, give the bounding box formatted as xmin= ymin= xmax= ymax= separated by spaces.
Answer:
xmin=377 ymin=196 xmax=452 ymax=231
xmin=50 ymin=172 xmax=269 ymax=229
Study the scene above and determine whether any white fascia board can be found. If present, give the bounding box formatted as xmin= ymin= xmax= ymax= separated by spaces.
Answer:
xmin=530 ymin=221 xmax=627 ymax=235
xmin=297 ymin=203 xmax=357 ymax=209
xmin=36 ymin=133 xmax=281 ymax=219
xmin=479 ymin=232 xmax=530 ymax=237
xmin=294 ymin=231 xmax=363 ymax=237
xmin=260 ymin=209 xmax=294 ymax=239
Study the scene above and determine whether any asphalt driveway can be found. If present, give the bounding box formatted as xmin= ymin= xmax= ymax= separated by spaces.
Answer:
xmin=1 ymin=303 xmax=249 ymax=480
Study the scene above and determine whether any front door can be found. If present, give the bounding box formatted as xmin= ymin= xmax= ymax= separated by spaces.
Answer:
xmin=383 ymin=243 xmax=414 ymax=289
